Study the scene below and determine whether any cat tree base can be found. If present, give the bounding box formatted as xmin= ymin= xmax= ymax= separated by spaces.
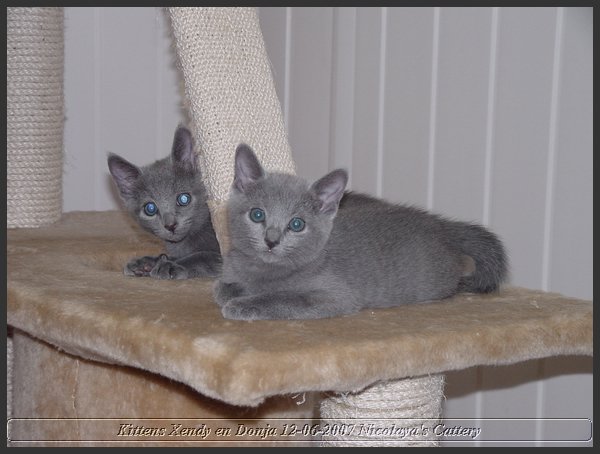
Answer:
xmin=8 ymin=329 xmax=316 ymax=447
xmin=7 ymin=211 xmax=592 ymax=445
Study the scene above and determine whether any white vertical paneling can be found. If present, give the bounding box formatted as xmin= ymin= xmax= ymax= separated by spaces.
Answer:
xmin=284 ymin=8 xmax=292 ymax=129
xmin=535 ymin=10 xmax=564 ymax=443
xmin=63 ymin=7 xmax=185 ymax=212
xmin=380 ymin=7 xmax=435 ymax=206
xmin=349 ymin=7 xmax=381 ymax=194
xmin=155 ymin=8 xmax=187 ymax=161
xmin=480 ymin=7 xmax=558 ymax=444
xmin=489 ymin=7 xmax=557 ymax=289
xmin=96 ymin=8 xmax=159 ymax=210
xmin=93 ymin=8 xmax=102 ymax=209
xmin=63 ymin=7 xmax=96 ymax=211
xmin=547 ymin=7 xmax=593 ymax=301
xmin=287 ymin=8 xmax=334 ymax=181
xmin=425 ymin=7 xmax=440 ymax=210
xmin=479 ymin=362 xmax=542 ymax=445
xmin=540 ymin=357 xmax=593 ymax=446
xmin=540 ymin=7 xmax=563 ymax=293
xmin=539 ymin=7 xmax=593 ymax=447
xmin=441 ymin=367 xmax=481 ymax=447
xmin=328 ymin=7 xmax=357 ymax=176
xmin=258 ymin=7 xmax=287 ymax=119
xmin=482 ymin=7 xmax=499 ymax=226
xmin=375 ymin=8 xmax=387 ymax=199
xmin=432 ymin=7 xmax=493 ymax=222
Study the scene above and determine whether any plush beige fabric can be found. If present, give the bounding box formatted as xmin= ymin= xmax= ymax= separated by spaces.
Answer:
xmin=7 ymin=211 xmax=592 ymax=411
xmin=8 ymin=329 xmax=316 ymax=446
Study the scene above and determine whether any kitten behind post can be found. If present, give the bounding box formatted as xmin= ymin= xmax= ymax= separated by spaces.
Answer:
xmin=107 ymin=125 xmax=221 ymax=279
xmin=215 ymin=145 xmax=508 ymax=320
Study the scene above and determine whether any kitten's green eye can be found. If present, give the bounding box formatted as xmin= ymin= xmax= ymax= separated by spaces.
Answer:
xmin=288 ymin=217 xmax=305 ymax=232
xmin=177 ymin=193 xmax=191 ymax=206
xmin=144 ymin=202 xmax=157 ymax=216
xmin=249 ymin=208 xmax=265 ymax=223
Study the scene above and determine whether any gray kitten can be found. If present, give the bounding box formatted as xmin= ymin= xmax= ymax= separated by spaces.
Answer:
xmin=107 ymin=125 xmax=221 ymax=279
xmin=215 ymin=144 xmax=507 ymax=320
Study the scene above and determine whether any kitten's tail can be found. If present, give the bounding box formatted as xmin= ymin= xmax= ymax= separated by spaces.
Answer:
xmin=454 ymin=222 xmax=508 ymax=293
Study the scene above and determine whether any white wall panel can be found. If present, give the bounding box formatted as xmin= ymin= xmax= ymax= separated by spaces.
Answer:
xmin=258 ymin=7 xmax=287 ymax=118
xmin=329 ymin=8 xmax=357 ymax=182
xmin=490 ymin=7 xmax=557 ymax=289
xmin=547 ymin=7 xmax=593 ymax=301
xmin=63 ymin=7 xmax=96 ymax=211
xmin=432 ymin=7 xmax=492 ymax=222
xmin=540 ymin=7 xmax=593 ymax=446
xmin=381 ymin=7 xmax=435 ymax=206
xmin=539 ymin=356 xmax=593 ymax=446
xmin=286 ymin=7 xmax=334 ymax=182
xmin=63 ymin=7 xmax=185 ymax=213
xmin=95 ymin=8 xmax=159 ymax=210
xmin=349 ymin=7 xmax=382 ymax=195
xmin=441 ymin=367 xmax=482 ymax=447
xmin=477 ymin=8 xmax=559 ymax=445
xmin=155 ymin=8 xmax=189 ymax=162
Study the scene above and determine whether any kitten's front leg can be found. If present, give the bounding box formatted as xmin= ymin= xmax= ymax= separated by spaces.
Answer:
xmin=213 ymin=280 xmax=246 ymax=307
xmin=149 ymin=254 xmax=188 ymax=280
xmin=124 ymin=254 xmax=164 ymax=277
xmin=221 ymin=291 xmax=361 ymax=321
xmin=174 ymin=251 xmax=222 ymax=278
xmin=150 ymin=251 xmax=222 ymax=280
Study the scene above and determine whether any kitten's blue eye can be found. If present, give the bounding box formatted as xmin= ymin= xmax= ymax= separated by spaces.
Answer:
xmin=249 ymin=208 xmax=265 ymax=223
xmin=144 ymin=202 xmax=157 ymax=216
xmin=288 ymin=217 xmax=305 ymax=232
xmin=177 ymin=193 xmax=191 ymax=206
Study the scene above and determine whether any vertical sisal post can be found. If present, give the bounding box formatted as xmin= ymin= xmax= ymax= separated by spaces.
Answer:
xmin=320 ymin=375 xmax=446 ymax=447
xmin=7 ymin=7 xmax=64 ymax=229
xmin=7 ymin=7 xmax=65 ymax=425
xmin=167 ymin=7 xmax=296 ymax=253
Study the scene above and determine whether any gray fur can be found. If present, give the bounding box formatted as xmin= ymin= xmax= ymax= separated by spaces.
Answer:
xmin=107 ymin=125 xmax=221 ymax=279
xmin=215 ymin=145 xmax=507 ymax=320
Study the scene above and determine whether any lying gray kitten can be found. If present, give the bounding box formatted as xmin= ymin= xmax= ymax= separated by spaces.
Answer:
xmin=215 ymin=144 xmax=507 ymax=320
xmin=107 ymin=125 xmax=221 ymax=279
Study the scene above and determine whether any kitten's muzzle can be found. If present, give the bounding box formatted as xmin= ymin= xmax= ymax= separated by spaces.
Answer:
xmin=162 ymin=213 xmax=178 ymax=234
xmin=264 ymin=227 xmax=281 ymax=251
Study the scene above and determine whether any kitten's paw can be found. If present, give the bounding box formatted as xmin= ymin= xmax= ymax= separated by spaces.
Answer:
xmin=124 ymin=255 xmax=162 ymax=277
xmin=213 ymin=281 xmax=245 ymax=307
xmin=150 ymin=256 xmax=189 ymax=280
xmin=221 ymin=300 xmax=261 ymax=321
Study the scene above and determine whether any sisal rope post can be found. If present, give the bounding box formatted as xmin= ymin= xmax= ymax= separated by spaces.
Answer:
xmin=7 ymin=7 xmax=65 ymax=425
xmin=7 ymin=7 xmax=64 ymax=229
xmin=320 ymin=375 xmax=446 ymax=447
xmin=168 ymin=7 xmax=296 ymax=254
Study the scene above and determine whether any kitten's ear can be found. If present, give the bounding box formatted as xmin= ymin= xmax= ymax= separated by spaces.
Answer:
xmin=310 ymin=169 xmax=348 ymax=215
xmin=107 ymin=153 xmax=141 ymax=198
xmin=171 ymin=125 xmax=197 ymax=171
xmin=233 ymin=144 xmax=264 ymax=193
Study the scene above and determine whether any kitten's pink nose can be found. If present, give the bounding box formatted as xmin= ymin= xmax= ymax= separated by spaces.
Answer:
xmin=265 ymin=238 xmax=279 ymax=250
xmin=165 ymin=222 xmax=177 ymax=233
xmin=264 ymin=227 xmax=281 ymax=250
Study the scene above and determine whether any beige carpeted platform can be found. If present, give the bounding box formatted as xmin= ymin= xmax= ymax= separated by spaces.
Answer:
xmin=8 ymin=211 xmax=592 ymax=410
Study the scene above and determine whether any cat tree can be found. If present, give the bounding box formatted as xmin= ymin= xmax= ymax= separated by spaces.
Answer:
xmin=7 ymin=7 xmax=593 ymax=447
